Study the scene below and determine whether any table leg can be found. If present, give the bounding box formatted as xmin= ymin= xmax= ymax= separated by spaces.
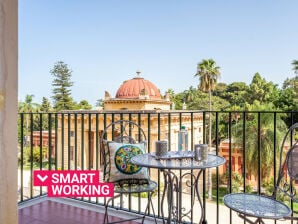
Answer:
xmin=161 ymin=168 xmax=207 ymax=224
xmin=194 ymin=169 xmax=205 ymax=224
xmin=238 ymin=213 xmax=266 ymax=224
xmin=161 ymin=169 xmax=179 ymax=224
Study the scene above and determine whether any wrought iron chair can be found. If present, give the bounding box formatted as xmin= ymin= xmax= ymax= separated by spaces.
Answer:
xmin=223 ymin=123 xmax=298 ymax=224
xmin=100 ymin=120 xmax=157 ymax=224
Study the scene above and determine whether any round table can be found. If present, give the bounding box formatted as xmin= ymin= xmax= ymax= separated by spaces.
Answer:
xmin=132 ymin=152 xmax=226 ymax=224
xmin=223 ymin=193 xmax=292 ymax=223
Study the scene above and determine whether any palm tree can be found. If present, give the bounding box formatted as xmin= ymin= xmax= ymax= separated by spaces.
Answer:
xmin=292 ymin=60 xmax=298 ymax=74
xmin=184 ymin=86 xmax=197 ymax=103
xmin=234 ymin=102 xmax=287 ymax=183
xmin=194 ymin=59 xmax=221 ymax=200
xmin=165 ymin=88 xmax=175 ymax=101
xmin=165 ymin=89 xmax=176 ymax=109
xmin=19 ymin=95 xmax=34 ymax=111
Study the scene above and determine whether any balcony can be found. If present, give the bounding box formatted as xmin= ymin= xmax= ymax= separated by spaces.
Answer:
xmin=17 ymin=110 xmax=298 ymax=224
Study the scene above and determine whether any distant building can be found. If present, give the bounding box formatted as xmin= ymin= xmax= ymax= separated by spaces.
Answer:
xmin=218 ymin=139 xmax=242 ymax=174
xmin=218 ymin=138 xmax=292 ymax=186
xmin=104 ymin=71 xmax=171 ymax=110
xmin=56 ymin=72 xmax=204 ymax=170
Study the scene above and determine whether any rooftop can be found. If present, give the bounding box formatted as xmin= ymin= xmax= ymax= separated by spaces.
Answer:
xmin=115 ymin=72 xmax=161 ymax=99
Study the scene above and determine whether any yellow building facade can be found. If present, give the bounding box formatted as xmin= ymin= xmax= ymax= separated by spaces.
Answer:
xmin=57 ymin=73 xmax=204 ymax=170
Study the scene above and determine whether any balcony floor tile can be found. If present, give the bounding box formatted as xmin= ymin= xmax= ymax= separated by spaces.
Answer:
xmin=18 ymin=200 xmax=139 ymax=224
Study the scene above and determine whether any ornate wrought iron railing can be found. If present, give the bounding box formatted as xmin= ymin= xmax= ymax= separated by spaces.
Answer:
xmin=17 ymin=110 xmax=298 ymax=224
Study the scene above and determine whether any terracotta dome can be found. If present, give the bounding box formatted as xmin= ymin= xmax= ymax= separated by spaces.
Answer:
xmin=116 ymin=75 xmax=161 ymax=99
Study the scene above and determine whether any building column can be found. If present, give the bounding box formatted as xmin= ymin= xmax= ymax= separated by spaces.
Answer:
xmin=0 ymin=0 xmax=18 ymax=223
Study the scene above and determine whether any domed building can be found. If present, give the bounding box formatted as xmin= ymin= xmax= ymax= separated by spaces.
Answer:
xmin=56 ymin=71 xmax=204 ymax=171
xmin=104 ymin=71 xmax=171 ymax=111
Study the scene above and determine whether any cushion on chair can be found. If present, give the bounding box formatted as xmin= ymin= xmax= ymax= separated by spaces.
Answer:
xmin=107 ymin=141 xmax=149 ymax=184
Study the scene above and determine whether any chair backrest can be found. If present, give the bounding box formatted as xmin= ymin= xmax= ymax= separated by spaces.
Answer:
xmin=273 ymin=123 xmax=298 ymax=201
xmin=100 ymin=120 xmax=147 ymax=182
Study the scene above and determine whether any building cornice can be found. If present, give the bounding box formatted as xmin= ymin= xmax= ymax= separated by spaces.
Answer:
xmin=104 ymin=98 xmax=171 ymax=105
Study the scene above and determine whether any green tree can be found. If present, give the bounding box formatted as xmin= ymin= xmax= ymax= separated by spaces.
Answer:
xmin=282 ymin=75 xmax=298 ymax=107
xmin=168 ymin=89 xmax=187 ymax=110
xmin=292 ymin=60 xmax=298 ymax=74
xmin=40 ymin=97 xmax=52 ymax=112
xmin=194 ymin=58 xmax=221 ymax=112
xmin=33 ymin=97 xmax=53 ymax=131
xmin=75 ymin=100 xmax=93 ymax=110
xmin=221 ymin=82 xmax=249 ymax=107
xmin=187 ymin=91 xmax=229 ymax=111
xmin=165 ymin=89 xmax=175 ymax=100
xmin=289 ymin=62 xmax=298 ymax=108
xmin=234 ymin=102 xmax=287 ymax=181
xmin=51 ymin=61 xmax=75 ymax=111
xmin=184 ymin=86 xmax=197 ymax=103
xmin=280 ymin=65 xmax=298 ymax=124
xmin=18 ymin=94 xmax=39 ymax=113
xmin=276 ymin=87 xmax=295 ymax=111
xmin=186 ymin=89 xmax=208 ymax=110
xmin=213 ymin=82 xmax=227 ymax=98
xmin=217 ymin=105 xmax=242 ymax=141
xmin=247 ymin=73 xmax=279 ymax=104
xmin=194 ymin=58 xmax=221 ymax=200
xmin=95 ymin=99 xmax=104 ymax=109
xmin=18 ymin=95 xmax=40 ymax=145
xmin=165 ymin=89 xmax=176 ymax=109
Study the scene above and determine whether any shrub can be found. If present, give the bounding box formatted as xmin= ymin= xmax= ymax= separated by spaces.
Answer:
xmin=19 ymin=146 xmax=48 ymax=166
xmin=220 ymin=170 xmax=244 ymax=193
xmin=245 ymin=184 xmax=252 ymax=193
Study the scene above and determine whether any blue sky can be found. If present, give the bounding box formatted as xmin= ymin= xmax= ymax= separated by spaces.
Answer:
xmin=19 ymin=1 xmax=298 ymax=106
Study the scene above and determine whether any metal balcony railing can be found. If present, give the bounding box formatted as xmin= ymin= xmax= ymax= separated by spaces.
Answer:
xmin=17 ymin=110 xmax=298 ymax=224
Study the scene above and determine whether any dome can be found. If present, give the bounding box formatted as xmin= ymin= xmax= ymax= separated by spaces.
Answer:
xmin=115 ymin=73 xmax=161 ymax=99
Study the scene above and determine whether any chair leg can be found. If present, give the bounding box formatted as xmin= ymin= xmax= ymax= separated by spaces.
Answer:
xmin=104 ymin=193 xmax=157 ymax=224
xmin=104 ymin=195 xmax=122 ymax=224
xmin=141 ymin=191 xmax=158 ymax=224
xmin=141 ymin=192 xmax=151 ymax=224
xmin=104 ymin=204 xmax=108 ymax=224
xmin=104 ymin=197 xmax=114 ymax=224
xmin=149 ymin=191 xmax=158 ymax=224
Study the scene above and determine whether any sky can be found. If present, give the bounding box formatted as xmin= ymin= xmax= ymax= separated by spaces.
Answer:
xmin=19 ymin=1 xmax=298 ymax=107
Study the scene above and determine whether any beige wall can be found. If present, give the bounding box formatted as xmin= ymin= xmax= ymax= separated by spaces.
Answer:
xmin=57 ymin=113 xmax=204 ymax=171
xmin=104 ymin=99 xmax=171 ymax=110
xmin=0 ymin=0 xmax=18 ymax=223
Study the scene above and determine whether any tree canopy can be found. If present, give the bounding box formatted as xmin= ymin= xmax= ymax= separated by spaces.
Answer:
xmin=20 ymin=59 xmax=297 ymax=114
xmin=195 ymin=59 xmax=221 ymax=93
xmin=51 ymin=61 xmax=75 ymax=111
